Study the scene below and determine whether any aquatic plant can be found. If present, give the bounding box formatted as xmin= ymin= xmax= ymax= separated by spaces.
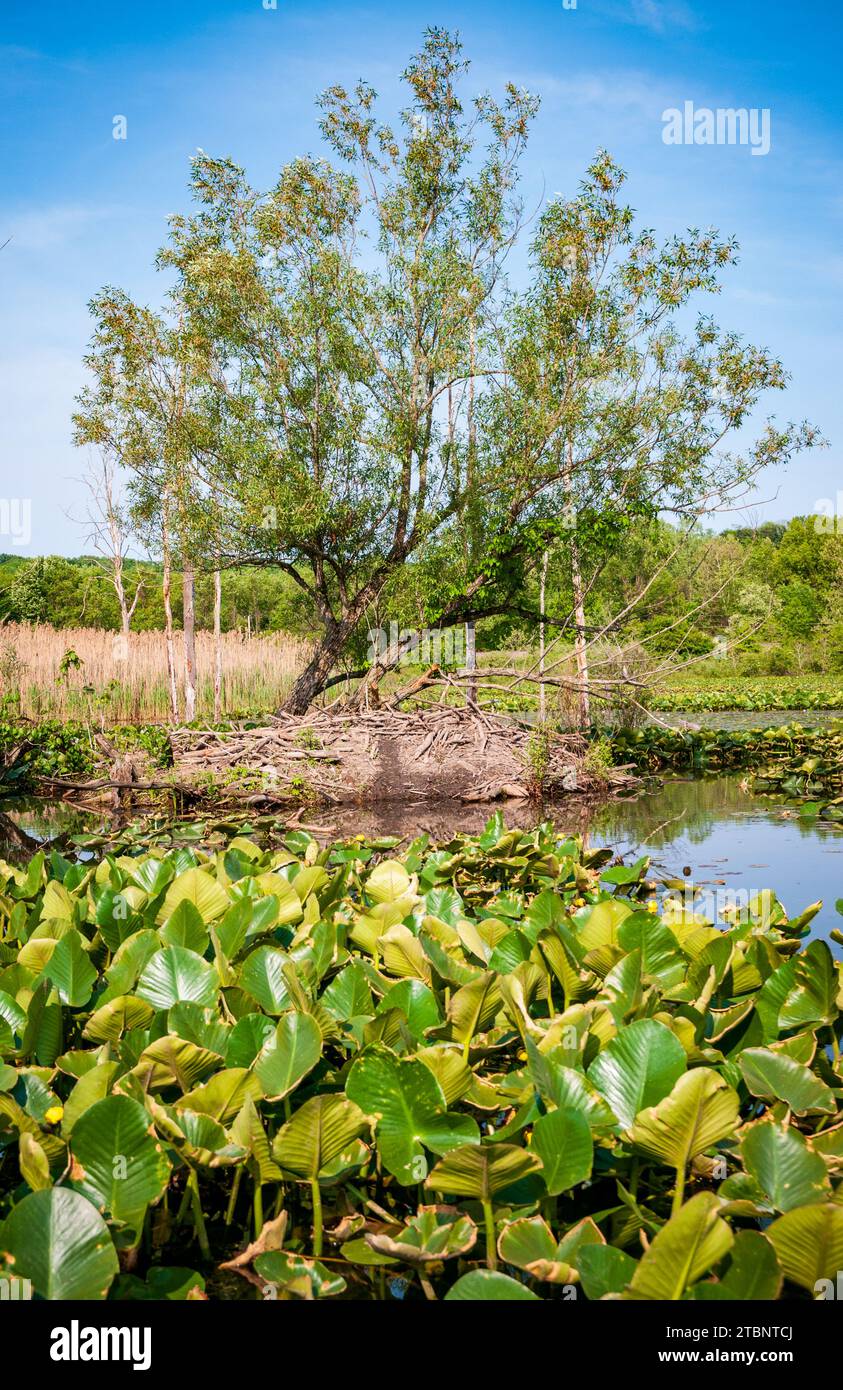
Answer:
xmin=0 ymin=816 xmax=841 ymax=1301
xmin=649 ymin=678 xmax=843 ymax=715
xmin=609 ymin=722 xmax=843 ymax=816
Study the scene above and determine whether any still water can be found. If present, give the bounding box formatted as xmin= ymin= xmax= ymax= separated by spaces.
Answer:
xmin=659 ymin=708 xmax=843 ymax=732
xmin=3 ymin=774 xmax=842 ymax=942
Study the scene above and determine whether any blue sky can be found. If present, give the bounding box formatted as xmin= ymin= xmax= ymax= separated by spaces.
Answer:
xmin=2 ymin=0 xmax=842 ymax=555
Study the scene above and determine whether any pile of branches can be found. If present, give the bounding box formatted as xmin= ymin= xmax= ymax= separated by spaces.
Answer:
xmin=170 ymin=707 xmax=641 ymax=806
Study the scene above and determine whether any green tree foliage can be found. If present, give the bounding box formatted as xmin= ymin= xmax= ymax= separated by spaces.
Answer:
xmin=69 ymin=32 xmax=819 ymax=709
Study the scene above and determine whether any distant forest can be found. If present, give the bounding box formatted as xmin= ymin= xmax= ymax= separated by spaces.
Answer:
xmin=1 ymin=514 xmax=839 ymax=675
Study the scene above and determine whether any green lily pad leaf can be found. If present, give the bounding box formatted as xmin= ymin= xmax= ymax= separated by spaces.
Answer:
xmin=136 ymin=946 xmax=218 ymax=1011
xmin=626 ymin=1192 xmax=734 ymax=1301
xmin=238 ymin=947 xmax=291 ymax=1014
xmin=496 ymin=1215 xmax=577 ymax=1283
xmin=416 ymin=1045 xmax=474 ymax=1107
xmin=739 ymin=1047 xmax=836 ymax=1116
xmin=341 ymin=1237 xmax=399 ymax=1266
xmin=255 ymin=1249 xmax=346 ymax=1298
xmin=528 ymin=1057 xmax=617 ymax=1132
xmin=767 ymin=1203 xmax=843 ymax=1293
xmin=0 ymin=990 xmax=27 ymax=1045
xmin=160 ymin=899 xmax=209 ymax=954
xmin=366 ymin=1206 xmax=477 ymax=1263
xmin=226 ymin=1013 xmax=277 ymax=1068
xmin=442 ymin=972 xmax=502 ymax=1048
xmin=425 ymin=1142 xmax=541 ymax=1199
xmin=576 ymin=898 xmax=632 ymax=952
xmin=345 ymin=1044 xmax=479 ymax=1185
xmin=778 ymin=940 xmax=838 ymax=1029
xmin=0 ymin=1063 xmax=18 ymax=1091
xmin=132 ymin=1036 xmax=222 ymax=1092
xmin=175 ymin=1068 xmax=262 ymax=1125
xmin=629 ymin=1068 xmax=740 ymax=1169
xmin=741 ymin=1119 xmax=830 ymax=1212
xmin=156 ymin=867 xmax=229 ymax=926
xmin=62 ymin=1062 xmax=120 ymax=1135
xmin=321 ymin=962 xmax=374 ymax=1023
xmin=127 ymin=856 xmax=175 ymax=899
xmin=616 ymin=914 xmax=686 ymax=987
xmin=587 ymin=1018 xmax=687 ymax=1129
xmin=83 ymin=995 xmax=155 ymax=1044
xmin=155 ymin=1105 xmax=245 ymax=1167
xmin=255 ymin=1013 xmax=323 ymax=1100
xmin=42 ymin=931 xmax=96 ymax=1007
xmin=272 ymin=1094 xmax=369 ymax=1180
xmin=18 ymin=1131 xmax=52 ymax=1192
xmin=578 ymin=1244 xmax=637 ymax=1299
xmin=167 ymin=1001 xmax=229 ymax=1055
xmin=445 ymin=1269 xmax=539 ymax=1300
xmin=531 ymin=1106 xmax=593 ymax=1195
xmin=366 ymin=860 xmax=412 ymax=904
xmin=377 ymin=980 xmax=441 ymax=1040
xmin=253 ymin=873 xmax=305 ymax=927
xmin=70 ymin=1095 xmax=170 ymax=1222
xmin=104 ymin=929 xmax=161 ymax=998
xmin=230 ymin=1095 xmax=281 ymax=1183
xmin=692 ymin=1230 xmax=782 ymax=1301
xmin=0 ymin=1187 xmax=118 ymax=1299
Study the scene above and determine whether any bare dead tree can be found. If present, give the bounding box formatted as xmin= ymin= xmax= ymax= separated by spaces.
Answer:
xmin=80 ymin=451 xmax=145 ymax=640
xmin=213 ymin=560 xmax=222 ymax=722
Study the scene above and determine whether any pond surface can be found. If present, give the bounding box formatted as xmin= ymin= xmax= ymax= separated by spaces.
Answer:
xmin=659 ymin=708 xmax=843 ymax=731
xmin=3 ymin=774 xmax=843 ymax=942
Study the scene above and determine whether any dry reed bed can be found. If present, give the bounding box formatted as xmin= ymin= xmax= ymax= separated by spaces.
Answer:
xmin=0 ymin=622 xmax=310 ymax=722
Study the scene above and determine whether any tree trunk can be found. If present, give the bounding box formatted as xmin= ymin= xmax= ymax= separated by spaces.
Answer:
xmin=464 ymin=314 xmax=478 ymax=711
xmin=162 ymin=505 xmax=180 ymax=722
xmin=182 ymin=561 xmax=197 ymax=723
xmin=570 ymin=536 xmax=590 ymax=729
xmin=465 ymin=619 xmax=477 ymax=708
xmin=113 ymin=552 xmax=129 ymax=638
xmin=283 ymin=622 xmax=353 ymax=715
xmin=539 ymin=548 xmax=549 ymax=722
xmin=565 ymin=442 xmax=590 ymax=729
xmin=213 ymin=565 xmax=222 ymax=723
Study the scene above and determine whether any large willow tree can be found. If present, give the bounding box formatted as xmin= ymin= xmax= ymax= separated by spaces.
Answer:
xmin=74 ymin=29 xmax=818 ymax=714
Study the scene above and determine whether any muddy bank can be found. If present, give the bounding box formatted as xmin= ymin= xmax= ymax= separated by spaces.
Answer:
xmin=169 ymin=708 xmax=639 ymax=806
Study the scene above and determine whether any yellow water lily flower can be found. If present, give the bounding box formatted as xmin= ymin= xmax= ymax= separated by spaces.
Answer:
xmin=44 ymin=1105 xmax=64 ymax=1125
xmin=573 ymin=896 xmax=585 ymax=908
xmin=647 ymin=900 xmax=659 ymax=914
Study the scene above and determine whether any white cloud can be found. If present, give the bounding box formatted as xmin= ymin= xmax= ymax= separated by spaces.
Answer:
xmin=529 ymin=70 xmax=671 ymax=119
xmin=628 ymin=0 xmax=699 ymax=32
xmin=5 ymin=204 xmax=108 ymax=253
xmin=597 ymin=0 xmax=701 ymax=33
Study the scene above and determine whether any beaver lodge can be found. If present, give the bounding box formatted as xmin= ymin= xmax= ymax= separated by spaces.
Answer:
xmin=165 ymin=709 xmax=640 ymax=807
